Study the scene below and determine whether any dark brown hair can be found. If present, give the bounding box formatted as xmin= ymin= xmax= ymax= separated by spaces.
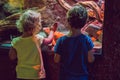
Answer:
xmin=67 ymin=5 xmax=88 ymax=29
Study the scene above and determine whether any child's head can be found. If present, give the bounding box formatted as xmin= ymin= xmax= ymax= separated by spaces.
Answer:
xmin=16 ymin=10 xmax=42 ymax=34
xmin=67 ymin=5 xmax=88 ymax=29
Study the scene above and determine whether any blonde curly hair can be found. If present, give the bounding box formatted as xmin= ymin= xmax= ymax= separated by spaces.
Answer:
xmin=16 ymin=10 xmax=41 ymax=33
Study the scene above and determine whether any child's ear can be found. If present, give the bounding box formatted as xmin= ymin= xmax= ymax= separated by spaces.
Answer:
xmin=32 ymin=28 xmax=36 ymax=34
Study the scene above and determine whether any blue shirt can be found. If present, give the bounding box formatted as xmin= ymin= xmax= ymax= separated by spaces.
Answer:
xmin=54 ymin=34 xmax=94 ymax=76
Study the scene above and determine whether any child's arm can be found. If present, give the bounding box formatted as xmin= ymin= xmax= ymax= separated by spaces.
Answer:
xmin=88 ymin=50 xmax=95 ymax=63
xmin=9 ymin=47 xmax=17 ymax=60
xmin=43 ymin=23 xmax=58 ymax=45
xmin=43 ymin=30 xmax=54 ymax=45
xmin=54 ymin=53 xmax=61 ymax=63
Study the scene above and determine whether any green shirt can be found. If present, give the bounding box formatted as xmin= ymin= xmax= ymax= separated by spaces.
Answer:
xmin=11 ymin=35 xmax=44 ymax=79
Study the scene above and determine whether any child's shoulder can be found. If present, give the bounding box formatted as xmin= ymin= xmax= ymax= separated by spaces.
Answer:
xmin=11 ymin=36 xmax=21 ymax=45
xmin=12 ymin=36 xmax=21 ymax=41
xmin=59 ymin=35 xmax=68 ymax=39
xmin=36 ymin=34 xmax=44 ymax=39
xmin=80 ymin=34 xmax=90 ymax=38
xmin=35 ymin=34 xmax=44 ymax=44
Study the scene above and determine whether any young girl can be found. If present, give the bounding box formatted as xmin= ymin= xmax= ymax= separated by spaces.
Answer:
xmin=54 ymin=5 xmax=95 ymax=80
xmin=9 ymin=10 xmax=56 ymax=80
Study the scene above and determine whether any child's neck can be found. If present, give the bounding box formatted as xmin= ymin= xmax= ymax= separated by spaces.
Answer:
xmin=21 ymin=32 xmax=33 ymax=38
xmin=68 ymin=28 xmax=82 ymax=37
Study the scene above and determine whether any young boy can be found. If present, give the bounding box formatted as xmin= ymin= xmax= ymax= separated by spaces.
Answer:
xmin=54 ymin=5 xmax=95 ymax=80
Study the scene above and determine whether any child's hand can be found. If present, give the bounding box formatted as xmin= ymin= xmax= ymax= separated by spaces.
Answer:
xmin=38 ymin=68 xmax=46 ymax=79
xmin=50 ymin=22 xmax=58 ymax=32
